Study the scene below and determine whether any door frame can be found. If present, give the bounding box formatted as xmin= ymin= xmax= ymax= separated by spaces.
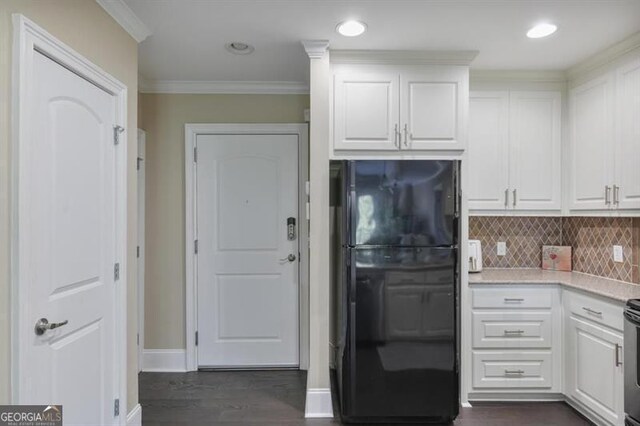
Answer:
xmin=137 ymin=129 xmax=146 ymax=372
xmin=184 ymin=123 xmax=309 ymax=371
xmin=10 ymin=14 xmax=129 ymax=420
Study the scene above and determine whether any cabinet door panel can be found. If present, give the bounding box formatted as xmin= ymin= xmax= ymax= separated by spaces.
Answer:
xmin=400 ymin=68 xmax=467 ymax=150
xmin=334 ymin=72 xmax=399 ymax=151
xmin=615 ymin=58 xmax=640 ymax=210
xmin=566 ymin=316 xmax=623 ymax=425
xmin=569 ymin=75 xmax=614 ymax=211
xmin=510 ymin=92 xmax=562 ymax=211
xmin=468 ymin=92 xmax=509 ymax=211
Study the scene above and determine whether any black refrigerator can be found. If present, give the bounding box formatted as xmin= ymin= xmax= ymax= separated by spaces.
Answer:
xmin=332 ymin=160 xmax=460 ymax=424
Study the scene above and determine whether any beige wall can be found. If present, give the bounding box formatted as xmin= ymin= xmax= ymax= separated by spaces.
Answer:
xmin=138 ymin=93 xmax=309 ymax=349
xmin=0 ymin=1 xmax=139 ymax=411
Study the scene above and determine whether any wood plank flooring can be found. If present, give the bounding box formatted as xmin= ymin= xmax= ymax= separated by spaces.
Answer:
xmin=139 ymin=370 xmax=592 ymax=425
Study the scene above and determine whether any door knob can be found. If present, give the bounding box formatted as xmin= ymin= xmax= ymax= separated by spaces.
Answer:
xmin=279 ymin=254 xmax=296 ymax=263
xmin=34 ymin=318 xmax=69 ymax=335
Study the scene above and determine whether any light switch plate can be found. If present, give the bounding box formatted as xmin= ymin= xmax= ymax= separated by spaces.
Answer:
xmin=497 ymin=242 xmax=507 ymax=256
xmin=613 ymin=245 xmax=623 ymax=263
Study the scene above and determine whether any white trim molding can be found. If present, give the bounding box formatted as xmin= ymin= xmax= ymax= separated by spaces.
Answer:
xmin=126 ymin=404 xmax=142 ymax=426
xmin=567 ymin=30 xmax=640 ymax=80
xmin=330 ymin=49 xmax=479 ymax=65
xmin=184 ymin=123 xmax=310 ymax=372
xmin=470 ymin=69 xmax=567 ymax=83
xmin=96 ymin=0 xmax=151 ymax=43
xmin=302 ymin=40 xmax=330 ymax=59
xmin=139 ymin=80 xmax=309 ymax=94
xmin=11 ymin=14 xmax=129 ymax=424
xmin=142 ymin=349 xmax=187 ymax=372
xmin=304 ymin=388 xmax=333 ymax=418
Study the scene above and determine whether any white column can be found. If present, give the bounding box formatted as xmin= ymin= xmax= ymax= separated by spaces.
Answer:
xmin=301 ymin=40 xmax=333 ymax=419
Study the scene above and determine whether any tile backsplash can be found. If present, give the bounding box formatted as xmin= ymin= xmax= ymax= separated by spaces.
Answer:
xmin=469 ymin=217 xmax=562 ymax=269
xmin=469 ymin=216 xmax=640 ymax=284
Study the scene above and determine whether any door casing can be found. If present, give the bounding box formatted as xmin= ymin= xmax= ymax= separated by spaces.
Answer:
xmin=10 ymin=14 xmax=129 ymax=421
xmin=184 ymin=123 xmax=309 ymax=371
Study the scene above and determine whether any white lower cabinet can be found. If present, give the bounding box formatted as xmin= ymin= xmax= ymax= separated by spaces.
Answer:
xmin=470 ymin=286 xmax=561 ymax=394
xmin=470 ymin=286 xmax=625 ymax=426
xmin=564 ymin=290 xmax=624 ymax=426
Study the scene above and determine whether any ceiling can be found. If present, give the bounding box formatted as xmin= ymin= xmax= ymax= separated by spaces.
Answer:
xmin=127 ymin=0 xmax=640 ymax=86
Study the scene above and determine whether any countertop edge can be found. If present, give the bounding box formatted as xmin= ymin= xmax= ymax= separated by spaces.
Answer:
xmin=468 ymin=270 xmax=640 ymax=303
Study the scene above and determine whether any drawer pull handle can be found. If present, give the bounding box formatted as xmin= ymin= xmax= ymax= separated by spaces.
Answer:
xmin=504 ymin=369 xmax=525 ymax=375
xmin=504 ymin=298 xmax=524 ymax=303
xmin=582 ymin=307 xmax=603 ymax=316
xmin=615 ymin=344 xmax=623 ymax=367
xmin=504 ymin=330 xmax=525 ymax=335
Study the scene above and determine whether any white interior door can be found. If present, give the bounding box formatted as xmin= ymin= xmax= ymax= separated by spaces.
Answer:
xmin=196 ymin=134 xmax=299 ymax=367
xmin=19 ymin=51 xmax=119 ymax=424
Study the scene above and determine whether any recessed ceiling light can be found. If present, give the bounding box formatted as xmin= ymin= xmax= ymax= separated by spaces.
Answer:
xmin=527 ymin=23 xmax=558 ymax=39
xmin=225 ymin=42 xmax=255 ymax=55
xmin=336 ymin=20 xmax=367 ymax=37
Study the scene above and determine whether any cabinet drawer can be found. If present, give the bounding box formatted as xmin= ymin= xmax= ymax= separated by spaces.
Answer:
xmin=472 ymin=351 xmax=553 ymax=389
xmin=472 ymin=288 xmax=554 ymax=309
xmin=565 ymin=290 xmax=624 ymax=331
xmin=473 ymin=312 xmax=552 ymax=348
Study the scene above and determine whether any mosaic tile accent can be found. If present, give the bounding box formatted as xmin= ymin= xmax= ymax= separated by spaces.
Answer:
xmin=469 ymin=216 xmax=640 ymax=284
xmin=563 ymin=217 xmax=637 ymax=284
xmin=469 ymin=217 xmax=563 ymax=268
xmin=634 ymin=218 xmax=640 ymax=284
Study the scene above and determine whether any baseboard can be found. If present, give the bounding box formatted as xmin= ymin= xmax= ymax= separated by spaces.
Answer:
xmin=304 ymin=388 xmax=334 ymax=418
xmin=564 ymin=396 xmax=611 ymax=426
xmin=126 ymin=403 xmax=142 ymax=426
xmin=468 ymin=392 xmax=564 ymax=402
xmin=143 ymin=349 xmax=187 ymax=372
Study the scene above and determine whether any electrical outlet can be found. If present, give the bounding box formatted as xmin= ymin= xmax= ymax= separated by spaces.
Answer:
xmin=613 ymin=245 xmax=624 ymax=263
xmin=497 ymin=242 xmax=507 ymax=256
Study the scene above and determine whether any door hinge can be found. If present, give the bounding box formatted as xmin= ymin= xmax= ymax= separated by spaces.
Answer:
xmin=137 ymin=333 xmax=140 ymax=346
xmin=194 ymin=239 xmax=198 ymax=254
xmin=137 ymin=156 xmax=143 ymax=170
xmin=193 ymin=146 xmax=198 ymax=163
xmin=137 ymin=246 xmax=140 ymax=258
xmin=114 ymin=398 xmax=120 ymax=417
xmin=195 ymin=331 xmax=199 ymax=346
xmin=114 ymin=263 xmax=120 ymax=281
xmin=113 ymin=125 xmax=124 ymax=145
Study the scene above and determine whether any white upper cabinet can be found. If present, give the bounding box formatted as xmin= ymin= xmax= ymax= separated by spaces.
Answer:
xmin=615 ymin=58 xmax=640 ymax=210
xmin=569 ymin=74 xmax=614 ymax=211
xmin=509 ymin=91 xmax=562 ymax=211
xmin=468 ymin=90 xmax=561 ymax=213
xmin=569 ymin=55 xmax=640 ymax=213
xmin=332 ymin=62 xmax=469 ymax=154
xmin=333 ymin=72 xmax=400 ymax=150
xmin=468 ymin=91 xmax=510 ymax=210
xmin=400 ymin=68 xmax=467 ymax=150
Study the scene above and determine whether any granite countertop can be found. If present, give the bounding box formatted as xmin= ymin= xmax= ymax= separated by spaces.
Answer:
xmin=469 ymin=268 xmax=640 ymax=303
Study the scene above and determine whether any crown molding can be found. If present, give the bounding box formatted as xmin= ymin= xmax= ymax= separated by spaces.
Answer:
xmin=470 ymin=69 xmax=567 ymax=83
xmin=302 ymin=40 xmax=330 ymax=59
xmin=138 ymin=80 xmax=310 ymax=94
xmin=567 ymin=31 xmax=640 ymax=80
xmin=330 ymin=49 xmax=479 ymax=66
xmin=96 ymin=0 xmax=151 ymax=43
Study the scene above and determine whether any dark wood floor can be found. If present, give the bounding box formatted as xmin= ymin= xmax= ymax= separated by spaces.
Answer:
xmin=139 ymin=370 xmax=592 ymax=425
